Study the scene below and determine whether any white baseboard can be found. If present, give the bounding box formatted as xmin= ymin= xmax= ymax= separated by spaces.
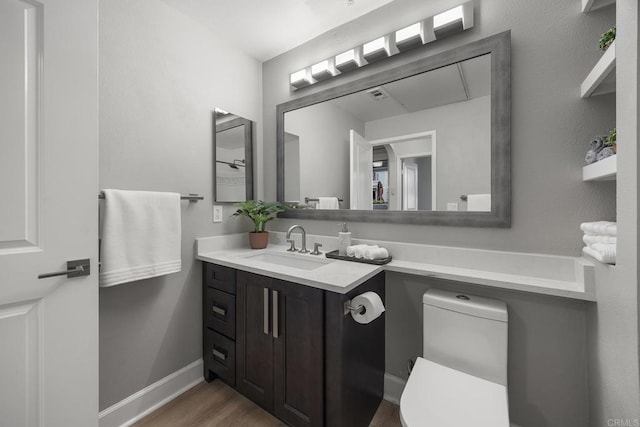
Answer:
xmin=384 ymin=372 xmax=407 ymax=405
xmin=98 ymin=359 xmax=204 ymax=427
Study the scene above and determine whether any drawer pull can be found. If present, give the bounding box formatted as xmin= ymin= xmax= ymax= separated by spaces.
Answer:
xmin=273 ymin=289 xmax=279 ymax=339
xmin=212 ymin=304 xmax=226 ymax=316
xmin=263 ymin=288 xmax=269 ymax=335
xmin=212 ymin=347 xmax=226 ymax=361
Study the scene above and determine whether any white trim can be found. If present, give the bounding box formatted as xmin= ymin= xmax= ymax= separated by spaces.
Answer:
xmin=383 ymin=372 xmax=407 ymax=405
xmin=98 ymin=359 xmax=204 ymax=427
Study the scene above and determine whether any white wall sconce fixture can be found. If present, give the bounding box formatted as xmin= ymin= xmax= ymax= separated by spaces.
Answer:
xmin=335 ymin=48 xmax=363 ymax=73
xmin=289 ymin=1 xmax=474 ymax=91
xmin=362 ymin=36 xmax=391 ymax=63
xmin=290 ymin=68 xmax=314 ymax=89
xmin=311 ymin=59 xmax=337 ymax=81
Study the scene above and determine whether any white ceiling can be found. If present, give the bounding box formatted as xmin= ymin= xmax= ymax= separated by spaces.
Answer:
xmin=329 ymin=54 xmax=491 ymax=123
xmin=160 ymin=0 xmax=396 ymax=62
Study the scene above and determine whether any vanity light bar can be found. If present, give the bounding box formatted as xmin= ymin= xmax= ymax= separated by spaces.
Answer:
xmin=289 ymin=1 xmax=473 ymax=91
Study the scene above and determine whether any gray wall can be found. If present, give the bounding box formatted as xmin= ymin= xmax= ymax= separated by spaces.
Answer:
xmin=261 ymin=0 xmax=639 ymax=425
xmin=263 ymin=0 xmax=616 ymax=255
xmin=98 ymin=0 xmax=261 ymax=410
xmin=366 ymin=95 xmax=491 ymax=210
xmin=386 ymin=274 xmax=588 ymax=427
xmin=285 ymin=101 xmax=365 ymax=207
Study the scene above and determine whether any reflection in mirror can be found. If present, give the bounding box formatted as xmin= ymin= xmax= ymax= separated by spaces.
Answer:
xmin=214 ymin=109 xmax=254 ymax=203
xmin=284 ymin=54 xmax=491 ymax=212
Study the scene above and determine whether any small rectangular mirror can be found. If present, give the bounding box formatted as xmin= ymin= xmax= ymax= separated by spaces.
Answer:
xmin=213 ymin=109 xmax=254 ymax=203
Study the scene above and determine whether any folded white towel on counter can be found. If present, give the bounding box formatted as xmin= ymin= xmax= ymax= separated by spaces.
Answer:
xmin=583 ymin=244 xmax=616 ymax=265
xmin=355 ymin=245 xmax=377 ymax=258
xmin=100 ymin=189 xmax=182 ymax=287
xmin=316 ymin=197 xmax=340 ymax=210
xmin=364 ymin=247 xmax=390 ymax=260
xmin=580 ymin=221 xmax=617 ymax=236
xmin=346 ymin=244 xmax=368 ymax=257
xmin=583 ymin=233 xmax=617 ymax=245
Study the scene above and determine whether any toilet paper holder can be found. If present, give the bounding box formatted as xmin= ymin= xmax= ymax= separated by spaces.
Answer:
xmin=344 ymin=300 xmax=366 ymax=316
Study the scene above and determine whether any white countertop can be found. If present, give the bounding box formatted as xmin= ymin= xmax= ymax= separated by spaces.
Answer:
xmin=197 ymin=245 xmax=383 ymax=294
xmin=196 ymin=233 xmax=596 ymax=300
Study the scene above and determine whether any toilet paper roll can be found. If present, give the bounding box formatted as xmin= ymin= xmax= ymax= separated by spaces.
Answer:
xmin=350 ymin=291 xmax=385 ymax=324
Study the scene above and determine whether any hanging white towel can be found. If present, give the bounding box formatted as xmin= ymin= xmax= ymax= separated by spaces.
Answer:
xmin=466 ymin=194 xmax=491 ymax=212
xmin=100 ymin=189 xmax=182 ymax=287
xmin=316 ymin=197 xmax=340 ymax=210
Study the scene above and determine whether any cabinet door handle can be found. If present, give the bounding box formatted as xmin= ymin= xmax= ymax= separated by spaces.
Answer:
xmin=263 ymin=287 xmax=269 ymax=335
xmin=212 ymin=347 xmax=226 ymax=361
xmin=212 ymin=304 xmax=226 ymax=317
xmin=272 ymin=289 xmax=279 ymax=339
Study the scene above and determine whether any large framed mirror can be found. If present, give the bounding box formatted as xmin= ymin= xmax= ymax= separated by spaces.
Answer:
xmin=277 ymin=31 xmax=510 ymax=227
xmin=213 ymin=109 xmax=254 ymax=203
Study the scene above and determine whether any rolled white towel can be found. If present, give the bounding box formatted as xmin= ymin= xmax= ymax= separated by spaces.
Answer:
xmin=583 ymin=233 xmax=617 ymax=245
xmin=364 ymin=246 xmax=389 ymax=260
xmin=580 ymin=221 xmax=617 ymax=236
xmin=355 ymin=245 xmax=377 ymax=258
xmin=346 ymin=244 xmax=368 ymax=257
xmin=583 ymin=243 xmax=616 ymax=265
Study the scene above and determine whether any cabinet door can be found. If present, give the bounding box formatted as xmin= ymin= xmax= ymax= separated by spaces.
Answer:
xmin=272 ymin=279 xmax=324 ymax=427
xmin=236 ymin=271 xmax=274 ymax=411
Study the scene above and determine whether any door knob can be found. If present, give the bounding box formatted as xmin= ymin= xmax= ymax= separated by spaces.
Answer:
xmin=38 ymin=259 xmax=90 ymax=279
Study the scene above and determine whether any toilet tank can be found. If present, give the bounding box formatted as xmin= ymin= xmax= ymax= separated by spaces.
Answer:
xmin=423 ymin=289 xmax=508 ymax=386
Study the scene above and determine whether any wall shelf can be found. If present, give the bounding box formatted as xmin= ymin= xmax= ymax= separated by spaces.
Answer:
xmin=583 ymin=154 xmax=617 ymax=181
xmin=581 ymin=41 xmax=616 ymax=97
xmin=582 ymin=0 xmax=616 ymax=13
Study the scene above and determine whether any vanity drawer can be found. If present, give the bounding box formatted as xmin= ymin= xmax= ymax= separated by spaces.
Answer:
xmin=205 ymin=288 xmax=236 ymax=339
xmin=204 ymin=263 xmax=236 ymax=294
xmin=206 ymin=329 xmax=236 ymax=386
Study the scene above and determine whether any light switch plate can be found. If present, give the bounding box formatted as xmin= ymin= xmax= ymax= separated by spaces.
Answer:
xmin=447 ymin=203 xmax=459 ymax=211
xmin=213 ymin=205 xmax=223 ymax=223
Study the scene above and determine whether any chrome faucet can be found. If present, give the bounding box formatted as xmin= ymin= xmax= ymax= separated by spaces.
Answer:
xmin=286 ymin=225 xmax=309 ymax=253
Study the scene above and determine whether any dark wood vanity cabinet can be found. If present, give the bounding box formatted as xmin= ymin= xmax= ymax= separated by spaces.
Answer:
xmin=203 ymin=263 xmax=237 ymax=385
xmin=236 ymin=270 xmax=324 ymax=427
xmin=202 ymin=262 xmax=385 ymax=427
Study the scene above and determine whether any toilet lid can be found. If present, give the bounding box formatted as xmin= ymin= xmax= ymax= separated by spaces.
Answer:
xmin=400 ymin=358 xmax=510 ymax=427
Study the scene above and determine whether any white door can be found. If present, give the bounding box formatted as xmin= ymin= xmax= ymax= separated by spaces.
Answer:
xmin=402 ymin=162 xmax=419 ymax=211
xmin=349 ymin=130 xmax=373 ymax=210
xmin=0 ymin=0 xmax=98 ymax=425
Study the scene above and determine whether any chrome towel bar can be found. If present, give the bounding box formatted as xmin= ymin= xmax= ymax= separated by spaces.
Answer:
xmin=98 ymin=192 xmax=203 ymax=202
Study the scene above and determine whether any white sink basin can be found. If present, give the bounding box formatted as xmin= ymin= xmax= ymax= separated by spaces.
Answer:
xmin=240 ymin=251 xmax=332 ymax=271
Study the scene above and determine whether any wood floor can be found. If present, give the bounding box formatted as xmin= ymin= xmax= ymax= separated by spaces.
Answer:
xmin=133 ymin=380 xmax=402 ymax=427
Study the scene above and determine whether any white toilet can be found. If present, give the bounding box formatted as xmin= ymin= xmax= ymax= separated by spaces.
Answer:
xmin=400 ymin=288 xmax=519 ymax=427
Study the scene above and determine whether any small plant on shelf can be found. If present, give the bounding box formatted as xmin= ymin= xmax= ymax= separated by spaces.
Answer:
xmin=604 ymin=128 xmax=617 ymax=152
xmin=598 ymin=26 xmax=616 ymax=51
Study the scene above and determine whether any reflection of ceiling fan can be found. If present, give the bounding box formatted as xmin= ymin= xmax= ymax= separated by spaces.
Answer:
xmin=217 ymin=159 xmax=245 ymax=170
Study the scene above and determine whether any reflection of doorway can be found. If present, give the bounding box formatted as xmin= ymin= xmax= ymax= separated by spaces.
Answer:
xmin=401 ymin=156 xmax=432 ymax=210
xmin=402 ymin=161 xmax=418 ymax=210
xmin=368 ymin=131 xmax=436 ymax=211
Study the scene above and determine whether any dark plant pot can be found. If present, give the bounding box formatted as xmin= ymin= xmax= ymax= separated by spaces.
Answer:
xmin=249 ymin=232 xmax=269 ymax=249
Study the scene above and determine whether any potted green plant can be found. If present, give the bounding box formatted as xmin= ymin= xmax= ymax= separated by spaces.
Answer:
xmin=233 ymin=200 xmax=285 ymax=249
xmin=599 ymin=26 xmax=616 ymax=51
xmin=604 ymin=128 xmax=617 ymax=153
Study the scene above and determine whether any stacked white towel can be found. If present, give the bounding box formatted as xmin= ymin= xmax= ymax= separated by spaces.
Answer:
xmin=580 ymin=221 xmax=616 ymax=265
xmin=345 ymin=244 xmax=389 ymax=260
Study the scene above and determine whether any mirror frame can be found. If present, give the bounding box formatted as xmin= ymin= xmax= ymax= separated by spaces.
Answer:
xmin=213 ymin=114 xmax=254 ymax=203
xmin=276 ymin=31 xmax=511 ymax=227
